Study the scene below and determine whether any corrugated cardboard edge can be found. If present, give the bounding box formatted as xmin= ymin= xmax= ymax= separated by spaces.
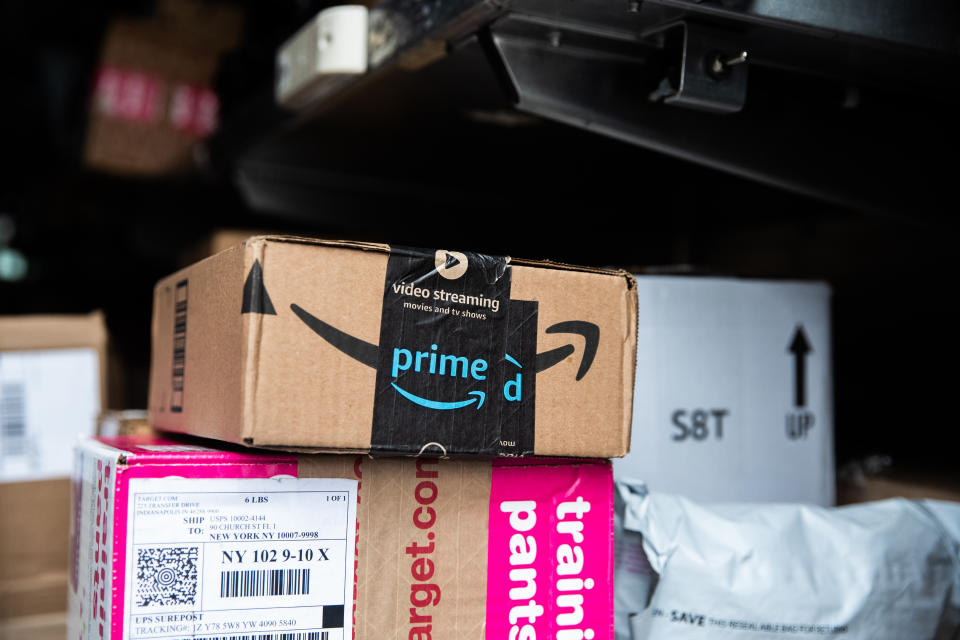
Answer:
xmin=234 ymin=235 xmax=637 ymax=281
xmin=241 ymin=235 xmax=390 ymax=256
xmin=621 ymin=279 xmax=639 ymax=456
xmin=253 ymin=445 xmax=375 ymax=455
xmin=241 ymin=239 xmax=266 ymax=445
xmin=0 ymin=311 xmax=109 ymax=410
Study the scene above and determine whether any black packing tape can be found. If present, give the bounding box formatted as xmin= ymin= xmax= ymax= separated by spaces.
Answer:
xmin=370 ymin=247 xmax=536 ymax=456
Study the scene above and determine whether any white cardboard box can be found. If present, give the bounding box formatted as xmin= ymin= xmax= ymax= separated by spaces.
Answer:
xmin=0 ymin=314 xmax=105 ymax=483
xmin=615 ymin=276 xmax=834 ymax=505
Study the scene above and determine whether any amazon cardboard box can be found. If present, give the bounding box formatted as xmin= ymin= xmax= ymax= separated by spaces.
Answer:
xmin=69 ymin=435 xmax=613 ymax=640
xmin=0 ymin=313 xmax=107 ymax=626
xmin=613 ymin=276 xmax=834 ymax=505
xmin=148 ymin=236 xmax=637 ymax=458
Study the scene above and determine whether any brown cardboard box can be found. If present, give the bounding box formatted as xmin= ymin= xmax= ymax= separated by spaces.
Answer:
xmin=97 ymin=409 xmax=154 ymax=437
xmin=837 ymin=469 xmax=960 ymax=505
xmin=84 ymin=0 xmax=243 ymax=175
xmin=0 ymin=612 xmax=67 ymax=640
xmin=0 ymin=480 xmax=71 ymax=620
xmin=0 ymin=312 xmax=107 ymax=624
xmin=70 ymin=436 xmax=614 ymax=639
xmin=149 ymin=236 xmax=637 ymax=457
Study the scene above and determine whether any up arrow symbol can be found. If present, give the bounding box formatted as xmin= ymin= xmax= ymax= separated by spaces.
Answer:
xmin=788 ymin=325 xmax=812 ymax=408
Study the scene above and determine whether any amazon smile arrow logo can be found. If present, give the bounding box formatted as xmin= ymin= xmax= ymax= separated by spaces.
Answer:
xmin=391 ymin=384 xmax=486 ymax=410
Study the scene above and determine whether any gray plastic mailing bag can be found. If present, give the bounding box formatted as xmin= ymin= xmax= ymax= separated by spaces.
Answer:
xmin=616 ymin=481 xmax=960 ymax=639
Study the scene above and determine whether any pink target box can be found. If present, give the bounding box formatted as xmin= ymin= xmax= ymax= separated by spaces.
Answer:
xmin=68 ymin=436 xmax=613 ymax=640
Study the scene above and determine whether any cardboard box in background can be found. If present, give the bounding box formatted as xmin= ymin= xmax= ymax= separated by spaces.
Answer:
xmin=69 ymin=436 xmax=614 ymax=640
xmin=149 ymin=236 xmax=638 ymax=458
xmin=204 ymin=229 xmax=269 ymax=256
xmin=0 ymin=480 xmax=72 ymax=624
xmin=837 ymin=468 xmax=960 ymax=505
xmin=84 ymin=0 xmax=243 ymax=175
xmin=0 ymin=612 xmax=68 ymax=640
xmin=179 ymin=228 xmax=275 ymax=267
xmin=0 ymin=312 xmax=107 ymax=481
xmin=614 ymin=276 xmax=834 ymax=505
xmin=97 ymin=409 xmax=153 ymax=437
xmin=0 ymin=312 xmax=107 ymax=630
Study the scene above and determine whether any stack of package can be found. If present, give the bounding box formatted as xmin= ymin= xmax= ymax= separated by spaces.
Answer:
xmin=61 ymin=234 xmax=960 ymax=640
xmin=67 ymin=236 xmax=640 ymax=640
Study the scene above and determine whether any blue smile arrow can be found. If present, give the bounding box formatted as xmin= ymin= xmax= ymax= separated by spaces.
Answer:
xmin=390 ymin=383 xmax=486 ymax=410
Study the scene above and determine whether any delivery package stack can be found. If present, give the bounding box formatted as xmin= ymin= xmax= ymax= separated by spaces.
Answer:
xmin=60 ymin=233 xmax=960 ymax=640
xmin=67 ymin=236 xmax=640 ymax=640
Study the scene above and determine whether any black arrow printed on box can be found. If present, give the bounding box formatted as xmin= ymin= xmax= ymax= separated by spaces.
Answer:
xmin=788 ymin=325 xmax=812 ymax=408
xmin=241 ymin=260 xmax=277 ymax=315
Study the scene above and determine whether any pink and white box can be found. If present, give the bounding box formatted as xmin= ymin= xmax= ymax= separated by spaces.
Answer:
xmin=68 ymin=436 xmax=613 ymax=640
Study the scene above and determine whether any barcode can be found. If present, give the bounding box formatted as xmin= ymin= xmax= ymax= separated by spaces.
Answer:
xmin=136 ymin=546 xmax=199 ymax=607
xmin=220 ymin=569 xmax=311 ymax=598
xmin=194 ymin=633 xmax=327 ymax=640
xmin=171 ymin=279 xmax=188 ymax=412
xmin=0 ymin=382 xmax=26 ymax=455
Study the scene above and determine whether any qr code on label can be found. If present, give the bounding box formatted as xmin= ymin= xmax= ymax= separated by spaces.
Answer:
xmin=136 ymin=546 xmax=199 ymax=607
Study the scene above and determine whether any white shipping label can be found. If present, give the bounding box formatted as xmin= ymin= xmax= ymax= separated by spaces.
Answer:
xmin=124 ymin=477 xmax=358 ymax=640
xmin=0 ymin=348 xmax=100 ymax=482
